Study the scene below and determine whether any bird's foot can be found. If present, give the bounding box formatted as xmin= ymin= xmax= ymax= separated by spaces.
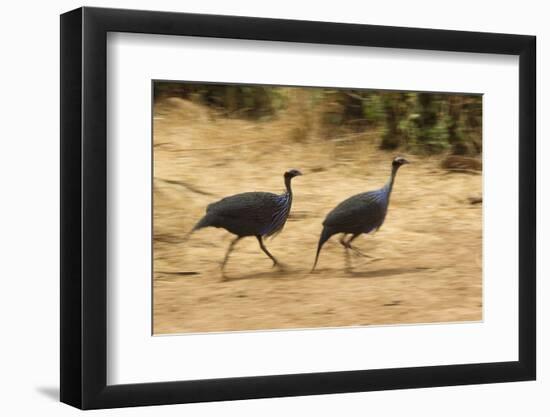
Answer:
xmin=355 ymin=253 xmax=383 ymax=264
xmin=350 ymin=247 xmax=374 ymax=259
xmin=367 ymin=257 xmax=383 ymax=264
xmin=219 ymin=262 xmax=230 ymax=279
xmin=273 ymin=261 xmax=287 ymax=271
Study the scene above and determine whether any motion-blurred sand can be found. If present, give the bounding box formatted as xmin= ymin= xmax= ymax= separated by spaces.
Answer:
xmin=153 ymin=98 xmax=482 ymax=334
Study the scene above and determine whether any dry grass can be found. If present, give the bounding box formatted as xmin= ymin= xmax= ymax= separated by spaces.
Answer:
xmin=153 ymin=98 xmax=482 ymax=334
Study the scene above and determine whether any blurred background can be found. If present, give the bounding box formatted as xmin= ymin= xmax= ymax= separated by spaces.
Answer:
xmin=153 ymin=82 xmax=482 ymax=334
xmin=154 ymin=82 xmax=482 ymax=155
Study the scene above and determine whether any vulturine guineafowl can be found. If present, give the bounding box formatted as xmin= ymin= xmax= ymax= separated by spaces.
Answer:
xmin=190 ymin=169 xmax=302 ymax=274
xmin=311 ymin=157 xmax=409 ymax=272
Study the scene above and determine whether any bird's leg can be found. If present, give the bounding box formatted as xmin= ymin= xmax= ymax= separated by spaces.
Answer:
xmin=256 ymin=236 xmax=280 ymax=268
xmin=344 ymin=243 xmax=352 ymax=272
xmin=339 ymin=234 xmax=353 ymax=272
xmin=345 ymin=234 xmax=372 ymax=258
xmin=346 ymin=234 xmax=380 ymax=261
xmin=339 ymin=234 xmax=350 ymax=249
xmin=221 ymin=236 xmax=241 ymax=273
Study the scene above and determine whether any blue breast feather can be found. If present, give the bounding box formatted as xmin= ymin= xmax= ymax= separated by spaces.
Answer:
xmin=262 ymin=193 xmax=291 ymax=237
xmin=363 ymin=187 xmax=390 ymax=232
xmin=372 ymin=186 xmax=390 ymax=207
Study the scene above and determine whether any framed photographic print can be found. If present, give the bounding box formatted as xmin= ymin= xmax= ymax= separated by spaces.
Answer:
xmin=60 ymin=6 xmax=536 ymax=409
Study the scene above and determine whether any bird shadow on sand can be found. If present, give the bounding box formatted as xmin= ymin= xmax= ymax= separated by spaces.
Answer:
xmin=221 ymin=265 xmax=306 ymax=282
xmin=344 ymin=266 xmax=432 ymax=279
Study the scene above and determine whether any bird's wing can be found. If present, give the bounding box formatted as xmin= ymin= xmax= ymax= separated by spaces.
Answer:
xmin=323 ymin=191 xmax=387 ymax=231
xmin=207 ymin=192 xmax=282 ymax=225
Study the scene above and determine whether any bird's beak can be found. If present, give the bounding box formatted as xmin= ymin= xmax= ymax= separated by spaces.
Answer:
xmin=402 ymin=159 xmax=410 ymax=165
xmin=296 ymin=170 xmax=303 ymax=176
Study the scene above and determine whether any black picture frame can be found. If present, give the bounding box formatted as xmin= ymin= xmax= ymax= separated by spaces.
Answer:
xmin=60 ymin=6 xmax=536 ymax=410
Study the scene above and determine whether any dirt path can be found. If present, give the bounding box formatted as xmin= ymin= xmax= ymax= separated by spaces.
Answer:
xmin=153 ymin=99 xmax=482 ymax=334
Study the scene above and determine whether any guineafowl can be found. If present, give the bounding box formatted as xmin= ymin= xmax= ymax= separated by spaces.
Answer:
xmin=311 ymin=157 xmax=409 ymax=271
xmin=190 ymin=169 xmax=302 ymax=273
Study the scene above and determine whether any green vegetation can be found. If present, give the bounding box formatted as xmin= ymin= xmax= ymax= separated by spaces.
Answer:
xmin=154 ymin=82 xmax=482 ymax=155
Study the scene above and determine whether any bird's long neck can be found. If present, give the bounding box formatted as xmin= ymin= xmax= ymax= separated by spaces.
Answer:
xmin=283 ymin=176 xmax=294 ymax=210
xmin=385 ymin=164 xmax=400 ymax=194
xmin=284 ymin=176 xmax=293 ymax=196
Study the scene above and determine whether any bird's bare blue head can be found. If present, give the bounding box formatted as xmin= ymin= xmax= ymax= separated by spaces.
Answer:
xmin=392 ymin=156 xmax=410 ymax=169
xmin=284 ymin=169 xmax=303 ymax=180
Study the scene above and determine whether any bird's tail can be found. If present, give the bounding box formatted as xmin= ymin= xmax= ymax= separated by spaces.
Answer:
xmin=311 ymin=227 xmax=331 ymax=272
xmin=183 ymin=214 xmax=213 ymax=242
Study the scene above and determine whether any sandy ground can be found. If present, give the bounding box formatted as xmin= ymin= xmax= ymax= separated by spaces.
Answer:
xmin=153 ymin=98 xmax=482 ymax=334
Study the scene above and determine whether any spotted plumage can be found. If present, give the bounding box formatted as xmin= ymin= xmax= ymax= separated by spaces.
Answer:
xmin=190 ymin=169 xmax=302 ymax=273
xmin=311 ymin=157 xmax=409 ymax=271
